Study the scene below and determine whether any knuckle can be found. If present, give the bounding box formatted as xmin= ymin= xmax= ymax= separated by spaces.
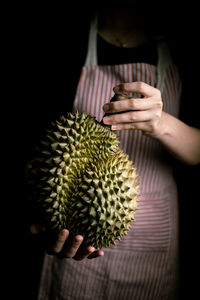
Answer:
xmin=111 ymin=116 xmax=117 ymax=124
xmin=131 ymin=123 xmax=136 ymax=129
xmin=52 ymin=244 xmax=59 ymax=252
xmin=129 ymin=112 xmax=136 ymax=122
xmin=154 ymin=88 xmax=162 ymax=98
xmin=156 ymin=88 xmax=161 ymax=95
xmin=129 ymin=99 xmax=136 ymax=109
xmin=155 ymin=101 xmax=163 ymax=109
xmin=55 ymin=231 xmax=68 ymax=245
xmin=73 ymin=241 xmax=81 ymax=247
xmin=51 ymin=241 xmax=60 ymax=253
xmin=64 ymin=247 xmax=77 ymax=258
xmin=150 ymin=120 xmax=158 ymax=132
xmin=57 ymin=235 xmax=66 ymax=244
xmin=142 ymin=123 xmax=154 ymax=135
xmin=73 ymin=236 xmax=83 ymax=245
xmin=87 ymin=247 xmax=95 ymax=254
xmin=135 ymin=81 xmax=144 ymax=90
xmin=65 ymin=253 xmax=73 ymax=259
xmin=153 ymin=111 xmax=160 ymax=119
xmin=148 ymin=123 xmax=154 ymax=132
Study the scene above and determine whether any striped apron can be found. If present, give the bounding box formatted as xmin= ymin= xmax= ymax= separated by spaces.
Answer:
xmin=38 ymin=17 xmax=182 ymax=300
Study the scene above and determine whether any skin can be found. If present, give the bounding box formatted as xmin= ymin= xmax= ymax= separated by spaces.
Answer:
xmin=103 ymin=82 xmax=200 ymax=166
xmin=30 ymin=225 xmax=104 ymax=260
xmin=51 ymin=230 xmax=104 ymax=260
xmin=31 ymin=6 xmax=200 ymax=260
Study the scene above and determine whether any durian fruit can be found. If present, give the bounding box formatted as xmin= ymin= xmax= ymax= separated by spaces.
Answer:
xmin=29 ymin=96 xmax=139 ymax=249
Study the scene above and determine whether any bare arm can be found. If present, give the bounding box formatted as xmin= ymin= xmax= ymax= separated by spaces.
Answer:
xmin=102 ymin=82 xmax=200 ymax=166
xmin=154 ymin=112 xmax=200 ymax=165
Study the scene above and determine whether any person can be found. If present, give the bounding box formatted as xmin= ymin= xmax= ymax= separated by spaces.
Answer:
xmin=26 ymin=3 xmax=200 ymax=300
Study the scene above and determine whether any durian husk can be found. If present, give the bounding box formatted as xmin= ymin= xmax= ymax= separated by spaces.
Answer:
xmin=29 ymin=95 xmax=139 ymax=249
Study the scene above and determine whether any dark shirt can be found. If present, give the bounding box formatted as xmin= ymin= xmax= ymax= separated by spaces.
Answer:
xmin=97 ymin=34 xmax=158 ymax=66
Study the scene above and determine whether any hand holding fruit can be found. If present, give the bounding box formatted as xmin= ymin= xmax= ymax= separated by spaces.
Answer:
xmin=103 ymin=81 xmax=163 ymax=138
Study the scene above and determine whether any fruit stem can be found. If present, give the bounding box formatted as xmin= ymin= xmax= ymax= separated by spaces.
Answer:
xmin=100 ymin=93 xmax=127 ymax=128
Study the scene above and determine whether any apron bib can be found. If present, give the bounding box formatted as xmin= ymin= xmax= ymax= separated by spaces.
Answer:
xmin=72 ymin=16 xmax=181 ymax=252
xmin=72 ymin=16 xmax=181 ymax=196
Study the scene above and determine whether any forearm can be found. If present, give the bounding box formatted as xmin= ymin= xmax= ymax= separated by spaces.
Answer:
xmin=155 ymin=112 xmax=200 ymax=165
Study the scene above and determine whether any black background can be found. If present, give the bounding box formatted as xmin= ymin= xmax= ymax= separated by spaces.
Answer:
xmin=3 ymin=2 xmax=200 ymax=299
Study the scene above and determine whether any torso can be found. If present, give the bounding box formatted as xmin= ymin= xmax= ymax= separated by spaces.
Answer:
xmin=38 ymin=16 xmax=182 ymax=300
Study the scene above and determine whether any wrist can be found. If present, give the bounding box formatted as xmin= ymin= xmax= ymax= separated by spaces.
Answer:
xmin=151 ymin=111 xmax=171 ymax=140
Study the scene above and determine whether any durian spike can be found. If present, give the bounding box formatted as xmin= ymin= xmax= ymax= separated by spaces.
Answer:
xmin=100 ymin=93 xmax=127 ymax=127
xmin=28 ymin=111 xmax=139 ymax=248
xmin=110 ymin=93 xmax=127 ymax=102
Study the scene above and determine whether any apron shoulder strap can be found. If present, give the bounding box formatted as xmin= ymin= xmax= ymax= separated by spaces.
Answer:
xmin=156 ymin=36 xmax=174 ymax=92
xmin=84 ymin=16 xmax=98 ymax=66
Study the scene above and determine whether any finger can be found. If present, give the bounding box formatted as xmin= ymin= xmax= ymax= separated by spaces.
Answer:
xmin=73 ymin=246 xmax=96 ymax=261
xmin=63 ymin=235 xmax=83 ymax=258
xmin=53 ymin=229 xmax=69 ymax=253
xmin=87 ymin=250 xmax=104 ymax=259
xmin=114 ymin=82 xmax=159 ymax=97
xmin=103 ymin=111 xmax=151 ymax=125
xmin=103 ymin=98 xmax=152 ymax=113
xmin=111 ymin=121 xmax=152 ymax=132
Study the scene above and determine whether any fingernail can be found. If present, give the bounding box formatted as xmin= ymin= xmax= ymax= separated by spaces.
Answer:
xmin=103 ymin=117 xmax=111 ymax=123
xmin=74 ymin=235 xmax=83 ymax=243
xmin=111 ymin=125 xmax=119 ymax=130
xmin=88 ymin=246 xmax=95 ymax=253
xmin=99 ymin=251 xmax=104 ymax=256
xmin=103 ymin=104 xmax=110 ymax=112
xmin=61 ymin=229 xmax=67 ymax=236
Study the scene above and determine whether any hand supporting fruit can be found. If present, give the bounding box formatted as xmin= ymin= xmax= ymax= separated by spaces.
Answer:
xmin=30 ymin=225 xmax=104 ymax=261
xmin=103 ymin=81 xmax=200 ymax=165
xmin=50 ymin=229 xmax=104 ymax=260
